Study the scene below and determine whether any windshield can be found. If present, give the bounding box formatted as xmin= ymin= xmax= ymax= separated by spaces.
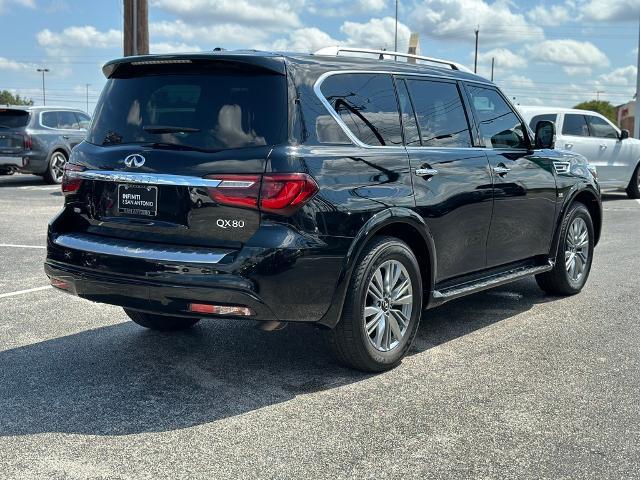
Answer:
xmin=0 ymin=109 xmax=30 ymax=128
xmin=88 ymin=72 xmax=287 ymax=151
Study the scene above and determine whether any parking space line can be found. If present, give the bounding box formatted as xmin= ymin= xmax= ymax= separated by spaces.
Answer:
xmin=0 ymin=244 xmax=46 ymax=249
xmin=0 ymin=286 xmax=52 ymax=299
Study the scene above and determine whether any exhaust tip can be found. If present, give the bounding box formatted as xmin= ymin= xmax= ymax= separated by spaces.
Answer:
xmin=258 ymin=320 xmax=286 ymax=332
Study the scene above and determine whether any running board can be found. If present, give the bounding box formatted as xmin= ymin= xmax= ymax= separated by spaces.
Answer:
xmin=432 ymin=261 xmax=553 ymax=302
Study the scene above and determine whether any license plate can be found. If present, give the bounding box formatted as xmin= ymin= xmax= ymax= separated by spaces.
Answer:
xmin=117 ymin=184 xmax=158 ymax=217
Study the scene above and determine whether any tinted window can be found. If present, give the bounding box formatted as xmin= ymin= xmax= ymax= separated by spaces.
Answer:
xmin=587 ymin=115 xmax=618 ymax=139
xmin=529 ymin=114 xmax=557 ymax=130
xmin=395 ymin=79 xmax=420 ymax=146
xmin=406 ymin=79 xmax=472 ymax=148
xmin=562 ymin=114 xmax=590 ymax=136
xmin=76 ymin=112 xmax=91 ymax=129
xmin=321 ymin=73 xmax=402 ymax=146
xmin=0 ymin=109 xmax=30 ymax=128
xmin=467 ymin=85 xmax=527 ymax=149
xmin=88 ymin=73 xmax=287 ymax=151
xmin=41 ymin=111 xmax=58 ymax=129
xmin=58 ymin=111 xmax=80 ymax=129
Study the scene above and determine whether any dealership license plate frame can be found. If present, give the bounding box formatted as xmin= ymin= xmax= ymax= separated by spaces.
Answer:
xmin=117 ymin=183 xmax=158 ymax=217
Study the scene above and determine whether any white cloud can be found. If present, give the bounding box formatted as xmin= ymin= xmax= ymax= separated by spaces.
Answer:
xmin=0 ymin=56 xmax=33 ymax=71
xmin=525 ymin=39 xmax=609 ymax=74
xmin=409 ymin=0 xmax=544 ymax=46
xmin=477 ymin=48 xmax=526 ymax=70
xmin=526 ymin=4 xmax=572 ymax=26
xmin=37 ymin=26 xmax=122 ymax=56
xmin=580 ymin=0 xmax=640 ymax=22
xmin=0 ymin=0 xmax=35 ymax=13
xmin=150 ymin=42 xmax=202 ymax=54
xmin=341 ymin=16 xmax=411 ymax=50
xmin=564 ymin=66 xmax=592 ymax=76
xmin=150 ymin=20 xmax=269 ymax=47
xmin=503 ymin=74 xmax=535 ymax=89
xmin=598 ymin=65 xmax=637 ymax=87
xmin=271 ymin=27 xmax=339 ymax=53
xmin=307 ymin=0 xmax=388 ymax=17
xmin=150 ymin=0 xmax=302 ymax=30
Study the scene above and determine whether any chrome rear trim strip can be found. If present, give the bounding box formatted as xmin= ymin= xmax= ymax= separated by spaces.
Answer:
xmin=69 ymin=170 xmax=222 ymax=188
xmin=53 ymin=233 xmax=231 ymax=264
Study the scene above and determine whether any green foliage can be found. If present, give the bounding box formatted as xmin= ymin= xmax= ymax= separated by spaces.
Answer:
xmin=0 ymin=90 xmax=34 ymax=106
xmin=573 ymin=100 xmax=618 ymax=125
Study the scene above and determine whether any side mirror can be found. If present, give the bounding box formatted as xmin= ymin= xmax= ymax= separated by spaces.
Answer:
xmin=535 ymin=120 xmax=556 ymax=149
xmin=620 ymin=129 xmax=630 ymax=140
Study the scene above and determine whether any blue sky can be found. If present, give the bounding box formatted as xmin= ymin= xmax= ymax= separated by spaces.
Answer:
xmin=0 ymin=0 xmax=639 ymax=113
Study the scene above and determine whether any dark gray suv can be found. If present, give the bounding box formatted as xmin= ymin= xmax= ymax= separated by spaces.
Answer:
xmin=0 ymin=106 xmax=90 ymax=183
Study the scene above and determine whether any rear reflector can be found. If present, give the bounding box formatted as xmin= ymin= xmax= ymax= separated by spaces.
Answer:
xmin=50 ymin=277 xmax=70 ymax=290
xmin=205 ymin=173 xmax=318 ymax=216
xmin=61 ymin=163 xmax=85 ymax=195
xmin=189 ymin=303 xmax=254 ymax=316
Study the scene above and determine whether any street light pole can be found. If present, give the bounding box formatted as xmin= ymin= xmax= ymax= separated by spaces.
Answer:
xmin=37 ymin=68 xmax=49 ymax=106
xmin=394 ymin=0 xmax=398 ymax=53
xmin=86 ymin=84 xmax=90 ymax=113
xmin=474 ymin=27 xmax=479 ymax=74
xmin=635 ymin=16 xmax=640 ymax=139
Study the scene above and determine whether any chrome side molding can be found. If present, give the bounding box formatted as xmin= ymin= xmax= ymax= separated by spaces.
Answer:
xmin=68 ymin=170 xmax=222 ymax=188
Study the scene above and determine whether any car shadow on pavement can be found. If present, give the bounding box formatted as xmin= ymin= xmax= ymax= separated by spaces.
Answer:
xmin=0 ymin=278 xmax=554 ymax=437
xmin=0 ymin=175 xmax=45 ymax=188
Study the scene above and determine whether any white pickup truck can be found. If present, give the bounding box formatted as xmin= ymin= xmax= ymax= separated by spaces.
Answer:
xmin=519 ymin=106 xmax=640 ymax=199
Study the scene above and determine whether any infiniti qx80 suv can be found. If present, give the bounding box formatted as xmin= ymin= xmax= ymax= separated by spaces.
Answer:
xmin=45 ymin=47 xmax=602 ymax=371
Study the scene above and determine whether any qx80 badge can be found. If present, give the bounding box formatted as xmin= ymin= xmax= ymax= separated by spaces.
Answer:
xmin=124 ymin=154 xmax=146 ymax=168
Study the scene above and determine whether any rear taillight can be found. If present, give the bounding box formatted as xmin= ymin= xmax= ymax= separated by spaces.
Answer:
xmin=205 ymin=173 xmax=318 ymax=216
xmin=62 ymin=163 xmax=84 ymax=196
xmin=22 ymin=134 xmax=32 ymax=150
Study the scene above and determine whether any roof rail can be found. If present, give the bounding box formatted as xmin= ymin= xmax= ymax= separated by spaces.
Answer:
xmin=313 ymin=46 xmax=473 ymax=73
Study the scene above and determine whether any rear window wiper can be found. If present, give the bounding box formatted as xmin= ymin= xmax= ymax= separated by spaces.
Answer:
xmin=141 ymin=142 xmax=220 ymax=153
xmin=142 ymin=125 xmax=201 ymax=134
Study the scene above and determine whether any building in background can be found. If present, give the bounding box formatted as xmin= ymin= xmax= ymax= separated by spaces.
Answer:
xmin=617 ymin=100 xmax=635 ymax=136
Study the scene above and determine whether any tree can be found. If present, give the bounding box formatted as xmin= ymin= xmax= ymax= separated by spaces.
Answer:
xmin=573 ymin=100 xmax=618 ymax=125
xmin=0 ymin=90 xmax=34 ymax=106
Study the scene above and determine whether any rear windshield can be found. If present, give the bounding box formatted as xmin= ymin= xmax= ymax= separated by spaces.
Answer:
xmin=88 ymin=73 xmax=287 ymax=151
xmin=0 ymin=109 xmax=30 ymax=128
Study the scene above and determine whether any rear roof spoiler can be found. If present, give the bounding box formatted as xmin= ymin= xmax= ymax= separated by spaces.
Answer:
xmin=102 ymin=53 xmax=287 ymax=78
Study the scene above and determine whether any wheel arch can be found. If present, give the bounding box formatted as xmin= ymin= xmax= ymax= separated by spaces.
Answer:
xmin=318 ymin=207 xmax=436 ymax=328
xmin=550 ymin=185 xmax=602 ymax=261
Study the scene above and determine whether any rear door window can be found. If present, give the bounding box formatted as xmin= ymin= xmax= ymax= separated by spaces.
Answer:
xmin=405 ymin=78 xmax=472 ymax=148
xmin=562 ymin=114 xmax=590 ymax=137
xmin=88 ymin=72 xmax=287 ymax=151
xmin=586 ymin=115 xmax=618 ymax=139
xmin=320 ymin=73 xmax=403 ymax=146
xmin=0 ymin=109 xmax=30 ymax=128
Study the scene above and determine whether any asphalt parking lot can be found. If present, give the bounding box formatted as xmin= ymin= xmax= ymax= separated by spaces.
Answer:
xmin=0 ymin=173 xmax=639 ymax=480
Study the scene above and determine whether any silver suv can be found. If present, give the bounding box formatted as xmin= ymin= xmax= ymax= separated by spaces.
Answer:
xmin=0 ymin=106 xmax=90 ymax=183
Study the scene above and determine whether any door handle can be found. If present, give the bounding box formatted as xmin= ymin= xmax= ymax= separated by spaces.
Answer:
xmin=493 ymin=166 xmax=511 ymax=176
xmin=62 ymin=135 xmax=70 ymax=140
xmin=599 ymin=144 xmax=607 ymax=150
xmin=415 ymin=168 xmax=438 ymax=177
xmin=565 ymin=143 xmax=573 ymax=149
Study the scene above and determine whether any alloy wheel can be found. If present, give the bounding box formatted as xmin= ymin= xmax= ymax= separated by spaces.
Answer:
xmin=565 ymin=217 xmax=589 ymax=283
xmin=50 ymin=152 xmax=67 ymax=183
xmin=364 ymin=259 xmax=413 ymax=352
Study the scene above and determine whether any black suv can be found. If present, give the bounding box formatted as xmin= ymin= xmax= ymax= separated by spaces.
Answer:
xmin=45 ymin=49 xmax=601 ymax=371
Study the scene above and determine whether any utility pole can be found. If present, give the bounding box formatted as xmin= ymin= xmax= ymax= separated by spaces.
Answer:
xmin=85 ymin=84 xmax=90 ymax=113
xmin=596 ymin=90 xmax=605 ymax=102
xmin=474 ymin=27 xmax=479 ymax=74
xmin=124 ymin=0 xmax=149 ymax=56
xmin=394 ymin=0 xmax=398 ymax=52
xmin=635 ymin=16 xmax=640 ymax=139
xmin=37 ymin=68 xmax=49 ymax=106
xmin=491 ymin=57 xmax=495 ymax=81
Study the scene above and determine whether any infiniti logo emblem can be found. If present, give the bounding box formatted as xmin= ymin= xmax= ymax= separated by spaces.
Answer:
xmin=124 ymin=154 xmax=146 ymax=168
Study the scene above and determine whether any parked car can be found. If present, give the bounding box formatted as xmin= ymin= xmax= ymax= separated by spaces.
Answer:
xmin=45 ymin=47 xmax=602 ymax=371
xmin=0 ymin=106 xmax=90 ymax=183
xmin=519 ymin=106 xmax=640 ymax=198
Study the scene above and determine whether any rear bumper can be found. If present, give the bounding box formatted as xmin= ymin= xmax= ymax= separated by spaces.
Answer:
xmin=0 ymin=151 xmax=47 ymax=173
xmin=0 ymin=155 xmax=24 ymax=169
xmin=45 ymin=228 xmax=347 ymax=323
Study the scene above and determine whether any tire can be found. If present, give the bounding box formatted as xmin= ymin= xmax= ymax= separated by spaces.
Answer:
xmin=626 ymin=163 xmax=640 ymax=199
xmin=124 ymin=309 xmax=200 ymax=331
xmin=536 ymin=202 xmax=594 ymax=296
xmin=43 ymin=150 xmax=67 ymax=184
xmin=327 ymin=236 xmax=423 ymax=372
xmin=0 ymin=169 xmax=14 ymax=176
